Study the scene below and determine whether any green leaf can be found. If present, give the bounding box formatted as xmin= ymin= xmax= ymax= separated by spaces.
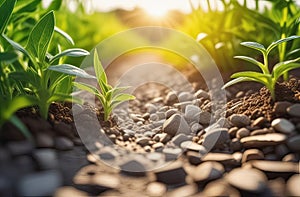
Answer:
xmin=54 ymin=27 xmax=74 ymax=45
xmin=26 ymin=11 xmax=55 ymax=62
xmin=287 ymin=48 xmax=300 ymax=58
xmin=112 ymin=94 xmax=135 ymax=103
xmin=48 ymin=92 xmax=83 ymax=104
xmin=3 ymin=35 xmax=31 ymax=58
xmin=222 ymin=77 xmax=258 ymax=89
xmin=50 ymin=48 xmax=90 ymax=63
xmin=241 ymin=42 xmax=266 ymax=53
xmin=273 ymin=57 xmax=300 ymax=80
xmin=267 ymin=35 xmax=300 ymax=54
xmin=93 ymin=50 xmax=107 ymax=84
xmin=47 ymin=0 xmax=62 ymax=11
xmin=48 ymin=64 xmax=96 ymax=79
xmin=111 ymin=86 xmax=130 ymax=97
xmin=4 ymin=96 xmax=35 ymax=120
xmin=73 ymin=82 xmax=100 ymax=95
xmin=0 ymin=51 xmax=18 ymax=62
xmin=14 ymin=0 xmax=40 ymax=14
xmin=231 ymin=71 xmax=271 ymax=86
xmin=234 ymin=56 xmax=268 ymax=73
xmin=0 ymin=0 xmax=16 ymax=34
xmin=9 ymin=115 xmax=33 ymax=140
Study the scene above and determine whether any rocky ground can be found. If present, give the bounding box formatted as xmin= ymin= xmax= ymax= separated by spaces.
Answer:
xmin=0 ymin=75 xmax=300 ymax=196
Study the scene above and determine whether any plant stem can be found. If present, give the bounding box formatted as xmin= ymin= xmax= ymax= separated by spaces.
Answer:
xmin=280 ymin=6 xmax=289 ymax=81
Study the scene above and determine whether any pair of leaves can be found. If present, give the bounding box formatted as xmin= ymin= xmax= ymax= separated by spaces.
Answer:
xmin=0 ymin=0 xmax=16 ymax=34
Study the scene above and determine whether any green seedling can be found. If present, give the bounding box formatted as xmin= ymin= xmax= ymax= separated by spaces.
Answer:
xmin=223 ymin=35 xmax=300 ymax=100
xmin=74 ymin=50 xmax=135 ymax=121
xmin=4 ymin=11 xmax=91 ymax=119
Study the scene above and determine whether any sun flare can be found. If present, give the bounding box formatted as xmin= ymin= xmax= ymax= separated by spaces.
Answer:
xmin=142 ymin=3 xmax=169 ymax=18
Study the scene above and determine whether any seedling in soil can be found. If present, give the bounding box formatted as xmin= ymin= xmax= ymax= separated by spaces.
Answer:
xmin=74 ymin=50 xmax=135 ymax=121
xmin=223 ymin=36 xmax=300 ymax=100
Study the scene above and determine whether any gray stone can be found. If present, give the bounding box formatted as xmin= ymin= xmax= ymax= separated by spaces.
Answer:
xmin=6 ymin=141 xmax=33 ymax=156
xmin=271 ymin=118 xmax=295 ymax=134
xmin=154 ymin=161 xmax=187 ymax=185
xmin=171 ymin=134 xmax=191 ymax=146
xmin=202 ymin=128 xmax=230 ymax=150
xmin=287 ymin=135 xmax=300 ymax=152
xmin=150 ymin=114 xmax=159 ymax=121
xmin=120 ymin=159 xmax=146 ymax=176
xmin=178 ymin=92 xmax=194 ymax=102
xmin=165 ymin=91 xmax=178 ymax=104
xmin=17 ymin=170 xmax=63 ymax=197
xmin=287 ymin=174 xmax=300 ymax=196
xmin=287 ymin=104 xmax=300 ymax=117
xmin=274 ymin=101 xmax=292 ymax=114
xmin=194 ymin=89 xmax=210 ymax=100
xmin=242 ymin=149 xmax=264 ymax=163
xmin=36 ymin=133 xmax=54 ymax=148
xmin=54 ymin=137 xmax=74 ymax=151
xmin=163 ymin=148 xmax=182 ymax=161
xmin=156 ymin=112 xmax=166 ymax=120
xmin=180 ymin=141 xmax=206 ymax=152
xmin=199 ymin=111 xmax=211 ymax=125
xmin=191 ymin=123 xmax=203 ymax=133
xmin=162 ymin=114 xmax=191 ymax=136
xmin=146 ymin=152 xmax=164 ymax=162
xmin=33 ymin=149 xmax=58 ymax=170
xmin=124 ymin=129 xmax=135 ymax=137
xmin=240 ymin=133 xmax=287 ymax=148
xmin=152 ymin=142 xmax=164 ymax=151
xmin=146 ymin=103 xmax=157 ymax=114
xmin=136 ymin=137 xmax=150 ymax=147
xmin=185 ymin=105 xmax=201 ymax=123
xmin=191 ymin=161 xmax=224 ymax=182
xmin=226 ymin=168 xmax=267 ymax=192
xmin=165 ymin=109 xmax=178 ymax=119
xmin=229 ymin=114 xmax=251 ymax=127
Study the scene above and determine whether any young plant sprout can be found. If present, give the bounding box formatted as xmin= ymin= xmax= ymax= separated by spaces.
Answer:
xmin=223 ymin=35 xmax=300 ymax=100
xmin=74 ymin=50 xmax=135 ymax=121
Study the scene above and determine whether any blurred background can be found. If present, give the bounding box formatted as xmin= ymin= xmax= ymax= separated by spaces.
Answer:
xmin=40 ymin=0 xmax=300 ymax=75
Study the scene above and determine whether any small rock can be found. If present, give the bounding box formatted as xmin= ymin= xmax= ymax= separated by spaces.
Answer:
xmin=146 ymin=182 xmax=167 ymax=197
xmin=33 ymin=149 xmax=58 ymax=170
xmin=240 ymin=133 xmax=287 ymax=148
xmin=154 ymin=161 xmax=186 ymax=186
xmin=165 ymin=109 xmax=178 ymax=119
xmin=228 ymin=127 xmax=239 ymax=138
xmin=166 ymin=184 xmax=198 ymax=197
xmin=120 ymin=159 xmax=146 ymax=177
xmin=146 ymin=103 xmax=157 ymax=114
xmin=17 ymin=170 xmax=62 ymax=197
xmin=202 ymin=128 xmax=230 ymax=150
xmin=180 ymin=141 xmax=206 ymax=153
xmin=54 ymin=137 xmax=74 ymax=151
xmin=6 ymin=140 xmax=33 ymax=156
xmin=202 ymin=180 xmax=240 ymax=197
xmin=229 ymin=114 xmax=251 ymax=127
xmin=216 ymin=118 xmax=232 ymax=128
xmin=282 ymin=153 xmax=299 ymax=162
xmin=226 ymin=168 xmax=267 ymax=192
xmin=178 ymin=92 xmax=194 ymax=102
xmin=252 ymin=117 xmax=267 ymax=127
xmin=251 ymin=128 xmax=273 ymax=136
xmin=199 ymin=111 xmax=211 ymax=125
xmin=201 ymin=153 xmax=237 ymax=166
xmin=242 ymin=149 xmax=264 ymax=163
xmin=162 ymin=114 xmax=191 ymax=136
xmin=163 ymin=148 xmax=182 ymax=161
xmin=230 ymin=138 xmax=242 ymax=151
xmin=236 ymin=128 xmax=250 ymax=139
xmin=53 ymin=122 xmax=73 ymax=138
xmin=136 ymin=137 xmax=150 ymax=147
xmin=146 ymin=152 xmax=164 ymax=162
xmin=171 ymin=134 xmax=191 ymax=146
xmin=165 ymin=91 xmax=178 ymax=105
xmin=185 ymin=105 xmax=201 ymax=123
xmin=287 ymin=135 xmax=300 ymax=152
xmin=271 ymin=118 xmax=295 ymax=134
xmin=287 ymin=104 xmax=300 ymax=117
xmin=287 ymin=174 xmax=300 ymax=196
xmin=186 ymin=151 xmax=202 ymax=165
xmin=54 ymin=186 xmax=88 ymax=197
xmin=149 ymin=114 xmax=159 ymax=122
xmin=190 ymin=161 xmax=224 ymax=182
xmin=152 ymin=142 xmax=164 ymax=151
xmin=156 ymin=112 xmax=166 ymax=120
xmin=36 ymin=133 xmax=54 ymax=148
xmin=274 ymin=101 xmax=292 ymax=115
xmin=92 ymin=173 xmax=120 ymax=189
xmin=194 ymin=89 xmax=210 ymax=100
xmin=191 ymin=123 xmax=203 ymax=133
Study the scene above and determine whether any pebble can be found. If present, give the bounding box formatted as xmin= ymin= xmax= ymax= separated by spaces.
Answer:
xmin=154 ymin=161 xmax=186 ymax=186
xmin=272 ymin=118 xmax=295 ymax=134
xmin=228 ymin=127 xmax=239 ymax=138
xmin=17 ymin=170 xmax=63 ymax=197
xmin=162 ymin=114 xmax=191 ymax=136
xmin=33 ymin=149 xmax=58 ymax=170
xmin=146 ymin=182 xmax=167 ymax=197
xmin=54 ymin=137 xmax=74 ymax=151
xmin=178 ymin=92 xmax=194 ymax=102
xmin=163 ymin=148 xmax=182 ymax=161
xmin=156 ymin=112 xmax=165 ymax=120
xmin=190 ymin=161 xmax=224 ymax=182
xmin=165 ymin=109 xmax=178 ymax=119
xmin=165 ymin=91 xmax=178 ymax=104
xmin=120 ymin=159 xmax=146 ymax=177
xmin=287 ymin=135 xmax=300 ymax=152
xmin=201 ymin=153 xmax=237 ymax=166
xmin=226 ymin=168 xmax=267 ymax=192
xmin=230 ymin=138 xmax=242 ymax=151
xmin=250 ymin=128 xmax=273 ymax=136
xmin=194 ymin=89 xmax=210 ymax=100
xmin=236 ymin=128 xmax=250 ymax=139
xmin=136 ymin=137 xmax=150 ymax=147
xmin=54 ymin=186 xmax=88 ymax=197
xmin=149 ymin=114 xmax=159 ymax=121
xmin=171 ymin=134 xmax=191 ymax=146
xmin=202 ymin=128 xmax=230 ymax=150
xmin=191 ymin=123 xmax=203 ymax=133
xmin=199 ymin=111 xmax=211 ymax=125
xmin=229 ymin=114 xmax=251 ymax=127
xmin=282 ymin=153 xmax=299 ymax=162
xmin=186 ymin=151 xmax=202 ymax=165
xmin=36 ymin=133 xmax=54 ymax=148
xmin=216 ymin=117 xmax=232 ymax=128
xmin=184 ymin=105 xmax=201 ymax=123
xmin=202 ymin=180 xmax=240 ymax=197
xmin=146 ymin=152 xmax=164 ymax=162
xmin=249 ymin=160 xmax=299 ymax=176
xmin=6 ymin=141 xmax=33 ymax=156
xmin=242 ymin=149 xmax=264 ymax=163
xmin=146 ymin=103 xmax=157 ymax=114
xmin=166 ymin=184 xmax=198 ymax=197
xmin=287 ymin=174 xmax=300 ymax=196
xmin=274 ymin=101 xmax=292 ymax=115
xmin=287 ymin=104 xmax=300 ymax=117
xmin=252 ymin=117 xmax=267 ymax=127
xmin=240 ymin=133 xmax=287 ymax=148
xmin=152 ymin=142 xmax=164 ymax=151
xmin=180 ymin=141 xmax=207 ymax=153
xmin=92 ymin=173 xmax=120 ymax=189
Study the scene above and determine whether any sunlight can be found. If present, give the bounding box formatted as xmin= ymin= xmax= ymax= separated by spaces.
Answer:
xmin=141 ymin=2 xmax=170 ymax=18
